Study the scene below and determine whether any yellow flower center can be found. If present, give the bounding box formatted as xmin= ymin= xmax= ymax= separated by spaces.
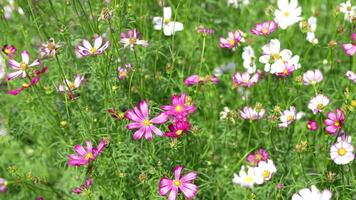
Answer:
xmin=85 ymin=152 xmax=93 ymax=160
xmin=229 ymin=39 xmax=235 ymax=45
xmin=20 ymin=62 xmax=28 ymax=71
xmin=244 ymin=176 xmax=254 ymax=184
xmin=334 ymin=120 xmax=340 ymax=127
xmin=164 ymin=18 xmax=171 ymax=24
xmin=47 ymin=42 xmax=56 ymax=51
xmin=282 ymin=68 xmax=288 ymax=75
xmin=175 ymin=105 xmax=183 ymax=112
xmin=143 ymin=119 xmax=151 ymax=126
xmin=254 ymin=154 xmax=261 ymax=161
xmin=262 ymin=170 xmax=270 ymax=178
xmin=22 ymin=83 xmax=30 ymax=88
xmin=120 ymin=71 xmax=128 ymax=78
xmin=284 ymin=11 xmax=289 ymax=16
xmin=129 ymin=37 xmax=137 ymax=45
xmin=262 ymin=28 xmax=268 ymax=34
xmin=243 ymin=79 xmax=249 ymax=84
xmin=68 ymin=82 xmax=76 ymax=89
xmin=176 ymin=130 xmax=183 ymax=135
xmin=347 ymin=6 xmax=352 ymax=11
xmin=4 ymin=49 xmax=11 ymax=54
xmin=287 ymin=115 xmax=294 ymax=122
xmin=338 ymin=148 xmax=346 ymax=156
xmin=272 ymin=53 xmax=280 ymax=61
xmin=307 ymin=124 xmax=311 ymax=129
xmin=89 ymin=47 xmax=97 ymax=54
xmin=3 ymin=181 xmax=7 ymax=186
xmin=316 ymin=103 xmax=324 ymax=110
xmin=173 ymin=180 xmax=181 ymax=187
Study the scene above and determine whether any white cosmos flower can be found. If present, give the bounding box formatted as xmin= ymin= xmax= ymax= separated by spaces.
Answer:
xmin=299 ymin=17 xmax=318 ymax=44
xmin=153 ymin=7 xmax=184 ymax=36
xmin=254 ymin=159 xmax=277 ymax=181
xmin=330 ymin=136 xmax=354 ymax=165
xmin=242 ymin=46 xmax=257 ymax=74
xmin=232 ymin=166 xmax=263 ymax=188
xmin=279 ymin=106 xmax=304 ymax=128
xmin=303 ymin=69 xmax=323 ymax=85
xmin=292 ymin=185 xmax=332 ymax=200
xmin=274 ymin=0 xmax=302 ymax=29
xmin=259 ymin=39 xmax=292 ymax=73
xmin=339 ymin=1 xmax=356 ymax=22
xmin=308 ymin=94 xmax=329 ymax=114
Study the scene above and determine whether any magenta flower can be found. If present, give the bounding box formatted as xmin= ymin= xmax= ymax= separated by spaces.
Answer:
xmin=7 ymin=50 xmax=41 ymax=80
xmin=125 ymin=100 xmax=168 ymax=140
xmin=159 ymin=166 xmax=198 ymax=200
xmin=68 ymin=139 xmax=106 ymax=167
xmin=120 ymin=29 xmax=148 ymax=50
xmin=250 ymin=20 xmax=278 ymax=36
xmin=219 ymin=30 xmax=245 ymax=49
xmin=72 ymin=178 xmax=93 ymax=194
xmin=247 ymin=148 xmax=269 ymax=166
xmin=341 ymin=33 xmax=356 ymax=56
xmin=76 ymin=36 xmax=110 ymax=57
xmin=2 ymin=44 xmax=16 ymax=57
xmin=184 ymin=75 xmax=200 ymax=86
xmin=0 ymin=178 xmax=8 ymax=193
xmin=324 ymin=108 xmax=345 ymax=135
xmin=8 ymin=66 xmax=48 ymax=96
xmin=307 ymin=120 xmax=318 ymax=131
xmin=232 ymin=71 xmax=259 ymax=88
xmin=165 ymin=121 xmax=191 ymax=138
xmin=162 ymin=93 xmax=195 ymax=120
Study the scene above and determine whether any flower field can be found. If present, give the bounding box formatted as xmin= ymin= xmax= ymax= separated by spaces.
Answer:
xmin=0 ymin=0 xmax=355 ymax=199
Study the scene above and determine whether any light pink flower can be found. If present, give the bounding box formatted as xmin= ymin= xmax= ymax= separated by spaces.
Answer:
xmin=346 ymin=71 xmax=356 ymax=83
xmin=159 ymin=166 xmax=198 ymax=200
xmin=76 ymin=36 xmax=110 ymax=57
xmin=303 ymin=69 xmax=323 ymax=85
xmin=7 ymin=50 xmax=41 ymax=80
xmin=232 ymin=71 xmax=259 ymax=88
xmin=219 ymin=30 xmax=245 ymax=49
xmin=57 ymin=74 xmax=84 ymax=92
xmin=125 ymin=100 xmax=168 ymax=140
xmin=247 ymin=148 xmax=269 ymax=166
xmin=184 ymin=75 xmax=219 ymax=86
xmin=240 ymin=106 xmax=265 ymax=120
xmin=324 ymin=108 xmax=345 ymax=135
xmin=0 ymin=178 xmax=8 ymax=193
xmin=68 ymin=139 xmax=106 ymax=167
xmin=250 ymin=20 xmax=278 ymax=36
xmin=120 ymin=29 xmax=148 ymax=50
xmin=117 ymin=64 xmax=132 ymax=80
xmin=278 ymin=106 xmax=304 ymax=128
xmin=308 ymin=94 xmax=329 ymax=114
xmin=341 ymin=33 xmax=356 ymax=56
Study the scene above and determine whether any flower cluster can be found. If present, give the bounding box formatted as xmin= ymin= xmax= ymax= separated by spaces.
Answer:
xmin=184 ymin=74 xmax=219 ymax=86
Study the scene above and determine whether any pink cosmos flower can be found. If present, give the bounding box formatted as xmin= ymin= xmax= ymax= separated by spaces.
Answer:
xmin=68 ymin=139 xmax=106 ymax=166
xmin=159 ymin=166 xmax=198 ymax=200
xmin=275 ymin=62 xmax=296 ymax=77
xmin=232 ymin=71 xmax=259 ymax=88
xmin=2 ymin=44 xmax=16 ymax=57
xmin=76 ymin=36 xmax=110 ymax=57
xmin=240 ymin=106 xmax=265 ymax=120
xmin=346 ymin=71 xmax=356 ymax=83
xmin=219 ymin=30 xmax=245 ymax=49
xmin=184 ymin=75 xmax=219 ymax=86
xmin=0 ymin=178 xmax=8 ymax=193
xmin=196 ymin=26 xmax=214 ymax=36
xmin=8 ymin=66 xmax=48 ymax=96
xmin=125 ymin=100 xmax=168 ymax=140
xmin=341 ymin=33 xmax=356 ymax=56
xmin=324 ymin=108 xmax=345 ymax=135
xmin=120 ymin=29 xmax=148 ymax=50
xmin=308 ymin=94 xmax=329 ymax=114
xmin=117 ymin=64 xmax=132 ymax=80
xmin=250 ymin=20 xmax=278 ymax=36
xmin=165 ymin=121 xmax=191 ymax=138
xmin=247 ymin=148 xmax=269 ymax=166
xmin=57 ymin=74 xmax=84 ymax=92
xmin=307 ymin=120 xmax=318 ymax=131
xmin=7 ymin=50 xmax=41 ymax=80
xmin=161 ymin=93 xmax=195 ymax=120
xmin=278 ymin=106 xmax=304 ymax=128
xmin=303 ymin=69 xmax=323 ymax=85
xmin=72 ymin=178 xmax=93 ymax=194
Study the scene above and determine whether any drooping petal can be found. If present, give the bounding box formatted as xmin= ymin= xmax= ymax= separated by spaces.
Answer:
xmin=149 ymin=125 xmax=163 ymax=136
xmin=151 ymin=112 xmax=168 ymax=124
xmin=180 ymin=183 xmax=198 ymax=199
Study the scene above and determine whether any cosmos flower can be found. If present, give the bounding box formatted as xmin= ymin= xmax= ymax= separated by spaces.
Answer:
xmin=0 ymin=178 xmax=8 ymax=193
xmin=39 ymin=38 xmax=64 ymax=58
xmin=196 ymin=26 xmax=214 ymax=36
xmin=159 ymin=166 xmax=198 ymax=200
xmin=125 ymin=100 xmax=168 ymax=140
xmin=117 ymin=64 xmax=132 ymax=80
xmin=307 ymin=120 xmax=318 ymax=131
xmin=339 ymin=1 xmax=355 ymax=22
xmin=184 ymin=75 xmax=219 ymax=86
xmin=278 ymin=106 xmax=304 ymax=128
xmin=323 ymin=108 xmax=345 ymax=135
xmin=219 ymin=30 xmax=245 ymax=50
xmin=8 ymin=66 xmax=48 ymax=96
xmin=254 ymin=159 xmax=277 ymax=181
xmin=299 ymin=17 xmax=318 ymax=44
xmin=274 ymin=55 xmax=301 ymax=77
xmin=232 ymin=71 xmax=259 ymax=88
xmin=303 ymin=69 xmax=323 ymax=85
xmin=7 ymin=50 xmax=41 ymax=80
xmin=308 ymin=94 xmax=329 ymax=114
xmin=292 ymin=185 xmax=332 ymax=200
xmin=274 ymin=0 xmax=302 ymax=30
xmin=2 ymin=44 xmax=16 ymax=57
xmin=232 ymin=166 xmax=263 ymax=188
xmin=346 ymin=70 xmax=356 ymax=83
xmin=76 ymin=36 xmax=110 ymax=57
xmin=72 ymin=178 xmax=93 ymax=194
xmin=3 ymin=0 xmax=24 ymax=20
xmin=57 ymin=74 xmax=84 ymax=93
xmin=165 ymin=121 xmax=191 ymax=138
xmin=247 ymin=148 xmax=269 ymax=166
xmin=0 ymin=55 xmax=5 ymax=80
xmin=68 ymin=139 xmax=106 ymax=167
xmin=341 ymin=33 xmax=356 ymax=56
xmin=239 ymin=106 xmax=265 ymax=120
xmin=153 ymin=7 xmax=184 ymax=36
xmin=259 ymin=39 xmax=292 ymax=73
xmin=120 ymin=29 xmax=148 ymax=50
xmin=161 ymin=93 xmax=195 ymax=120
xmin=242 ymin=46 xmax=257 ymax=74
xmin=250 ymin=20 xmax=278 ymax=36
xmin=330 ymin=136 xmax=354 ymax=165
